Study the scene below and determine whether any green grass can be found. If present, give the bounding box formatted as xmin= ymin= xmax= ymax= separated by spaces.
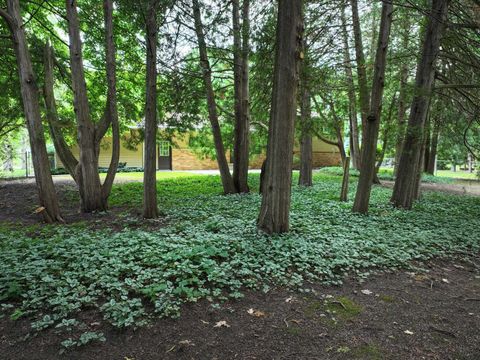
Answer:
xmin=52 ymin=170 xmax=195 ymax=183
xmin=436 ymin=170 xmax=478 ymax=180
xmin=1 ymin=173 xmax=479 ymax=348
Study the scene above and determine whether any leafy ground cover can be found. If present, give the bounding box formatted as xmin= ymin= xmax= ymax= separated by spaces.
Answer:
xmin=0 ymin=173 xmax=479 ymax=355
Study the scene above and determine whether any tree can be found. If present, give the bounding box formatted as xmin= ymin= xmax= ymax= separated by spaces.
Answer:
xmin=1 ymin=0 xmax=63 ymax=223
xmin=340 ymin=3 xmax=361 ymax=170
xmin=392 ymin=0 xmax=450 ymax=210
xmin=192 ymin=0 xmax=236 ymax=194
xmin=257 ymin=0 xmax=303 ymax=234
xmin=143 ymin=0 xmax=159 ymax=219
xmin=232 ymin=0 xmax=251 ymax=193
xmin=65 ymin=0 xmax=120 ymax=212
xmin=353 ymin=1 xmax=394 ymax=214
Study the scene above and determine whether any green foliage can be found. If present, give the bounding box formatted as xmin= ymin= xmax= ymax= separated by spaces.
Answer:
xmin=1 ymin=173 xmax=479 ymax=347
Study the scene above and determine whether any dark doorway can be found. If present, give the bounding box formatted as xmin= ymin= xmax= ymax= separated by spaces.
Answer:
xmin=158 ymin=141 xmax=172 ymax=170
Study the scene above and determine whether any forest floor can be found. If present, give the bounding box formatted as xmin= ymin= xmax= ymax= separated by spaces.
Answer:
xmin=1 ymin=257 xmax=479 ymax=360
xmin=0 ymin=172 xmax=479 ymax=359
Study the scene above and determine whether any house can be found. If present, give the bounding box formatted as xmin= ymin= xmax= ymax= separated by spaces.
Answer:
xmin=54 ymin=131 xmax=341 ymax=171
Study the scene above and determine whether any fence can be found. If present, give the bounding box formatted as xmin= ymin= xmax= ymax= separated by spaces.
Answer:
xmin=0 ymin=151 xmax=55 ymax=180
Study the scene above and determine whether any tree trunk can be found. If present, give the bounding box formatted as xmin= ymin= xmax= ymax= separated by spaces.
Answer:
xmin=350 ymin=0 xmax=370 ymax=140
xmin=66 ymin=0 xmax=104 ymax=212
xmin=2 ymin=0 xmax=63 ymax=223
xmin=192 ymin=0 xmax=236 ymax=194
xmin=426 ymin=119 xmax=439 ymax=175
xmin=143 ymin=1 xmax=159 ymax=219
xmin=257 ymin=0 xmax=303 ymax=234
xmin=423 ymin=116 xmax=431 ymax=173
xmin=340 ymin=157 xmax=350 ymax=202
xmin=340 ymin=4 xmax=361 ymax=170
xmin=101 ymin=0 xmax=120 ymax=204
xmin=298 ymin=84 xmax=312 ymax=187
xmin=232 ymin=0 xmax=250 ymax=193
xmin=353 ymin=1 xmax=394 ymax=214
xmin=394 ymin=16 xmax=411 ymax=176
xmin=391 ymin=0 xmax=450 ymax=209
xmin=43 ymin=42 xmax=79 ymax=181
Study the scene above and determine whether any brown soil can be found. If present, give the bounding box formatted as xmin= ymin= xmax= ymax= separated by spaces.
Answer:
xmin=0 ymin=257 xmax=479 ymax=360
xmin=0 ymin=178 xmax=166 ymax=231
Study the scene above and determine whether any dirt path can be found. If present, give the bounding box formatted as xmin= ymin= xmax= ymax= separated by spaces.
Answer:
xmin=381 ymin=180 xmax=480 ymax=197
xmin=1 ymin=257 xmax=478 ymax=359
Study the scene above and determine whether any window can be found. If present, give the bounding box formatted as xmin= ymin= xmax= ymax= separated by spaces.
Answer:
xmin=159 ymin=141 xmax=170 ymax=157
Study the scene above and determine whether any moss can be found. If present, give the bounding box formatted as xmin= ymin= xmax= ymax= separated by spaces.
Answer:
xmin=304 ymin=296 xmax=362 ymax=327
xmin=325 ymin=296 xmax=363 ymax=320
xmin=285 ymin=326 xmax=302 ymax=336
xmin=351 ymin=344 xmax=383 ymax=359
xmin=379 ymin=294 xmax=395 ymax=303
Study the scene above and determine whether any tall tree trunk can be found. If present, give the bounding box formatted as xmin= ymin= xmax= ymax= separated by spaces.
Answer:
xmin=394 ymin=18 xmax=411 ymax=176
xmin=350 ymin=0 xmax=370 ymax=140
xmin=391 ymin=0 xmax=450 ymax=209
xmin=43 ymin=42 xmax=79 ymax=181
xmin=353 ymin=1 xmax=394 ymax=214
xmin=340 ymin=4 xmax=361 ymax=170
xmin=232 ymin=0 xmax=250 ymax=193
xmin=423 ymin=117 xmax=431 ymax=173
xmin=257 ymin=0 xmax=303 ymax=234
xmin=298 ymin=83 xmax=312 ymax=187
xmin=426 ymin=119 xmax=439 ymax=174
xmin=2 ymin=0 xmax=63 ymax=223
xmin=143 ymin=1 xmax=159 ymax=219
xmin=66 ymin=0 xmax=104 ymax=212
xmin=192 ymin=0 xmax=236 ymax=194
xmin=101 ymin=0 xmax=120 ymax=204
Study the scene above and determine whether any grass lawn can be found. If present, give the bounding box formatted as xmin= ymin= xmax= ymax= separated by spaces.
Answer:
xmin=1 ymin=173 xmax=479 ymax=350
xmin=436 ymin=169 xmax=479 ymax=180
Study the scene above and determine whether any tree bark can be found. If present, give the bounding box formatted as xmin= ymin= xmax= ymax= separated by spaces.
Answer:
xmin=192 ymin=0 xmax=236 ymax=194
xmin=257 ymin=0 xmax=303 ymax=234
xmin=66 ymin=0 xmax=104 ymax=212
xmin=143 ymin=1 xmax=159 ymax=219
xmin=43 ymin=42 xmax=79 ymax=181
xmin=353 ymin=1 xmax=394 ymax=214
xmin=298 ymin=83 xmax=312 ymax=187
xmin=426 ymin=119 xmax=439 ymax=174
xmin=3 ymin=0 xmax=63 ymax=223
xmin=101 ymin=0 xmax=120 ymax=204
xmin=340 ymin=157 xmax=350 ymax=202
xmin=340 ymin=4 xmax=361 ymax=170
xmin=391 ymin=0 xmax=450 ymax=209
xmin=350 ymin=0 xmax=370 ymax=139
xmin=232 ymin=0 xmax=250 ymax=193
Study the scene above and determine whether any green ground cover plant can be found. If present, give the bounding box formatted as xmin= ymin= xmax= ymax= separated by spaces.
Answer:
xmin=1 ymin=173 xmax=479 ymax=349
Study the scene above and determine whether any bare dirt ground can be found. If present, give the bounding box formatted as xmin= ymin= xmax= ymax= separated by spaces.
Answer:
xmin=1 ymin=257 xmax=479 ymax=360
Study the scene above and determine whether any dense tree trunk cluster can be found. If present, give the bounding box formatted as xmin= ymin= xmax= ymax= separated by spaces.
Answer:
xmin=392 ymin=0 xmax=451 ymax=210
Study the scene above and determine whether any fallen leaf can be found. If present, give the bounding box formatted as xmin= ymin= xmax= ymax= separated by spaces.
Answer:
xmin=178 ymin=340 xmax=194 ymax=346
xmin=214 ymin=320 xmax=230 ymax=328
xmin=361 ymin=289 xmax=373 ymax=295
xmin=34 ymin=206 xmax=45 ymax=214
xmin=247 ymin=308 xmax=266 ymax=317
xmin=285 ymin=297 xmax=293 ymax=303
xmin=442 ymin=278 xmax=450 ymax=284
xmin=415 ymin=274 xmax=429 ymax=281
xmin=404 ymin=330 xmax=414 ymax=335
xmin=200 ymin=320 xmax=209 ymax=324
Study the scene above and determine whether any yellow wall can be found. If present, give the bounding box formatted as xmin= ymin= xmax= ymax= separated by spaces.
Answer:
xmin=55 ymin=131 xmax=341 ymax=170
